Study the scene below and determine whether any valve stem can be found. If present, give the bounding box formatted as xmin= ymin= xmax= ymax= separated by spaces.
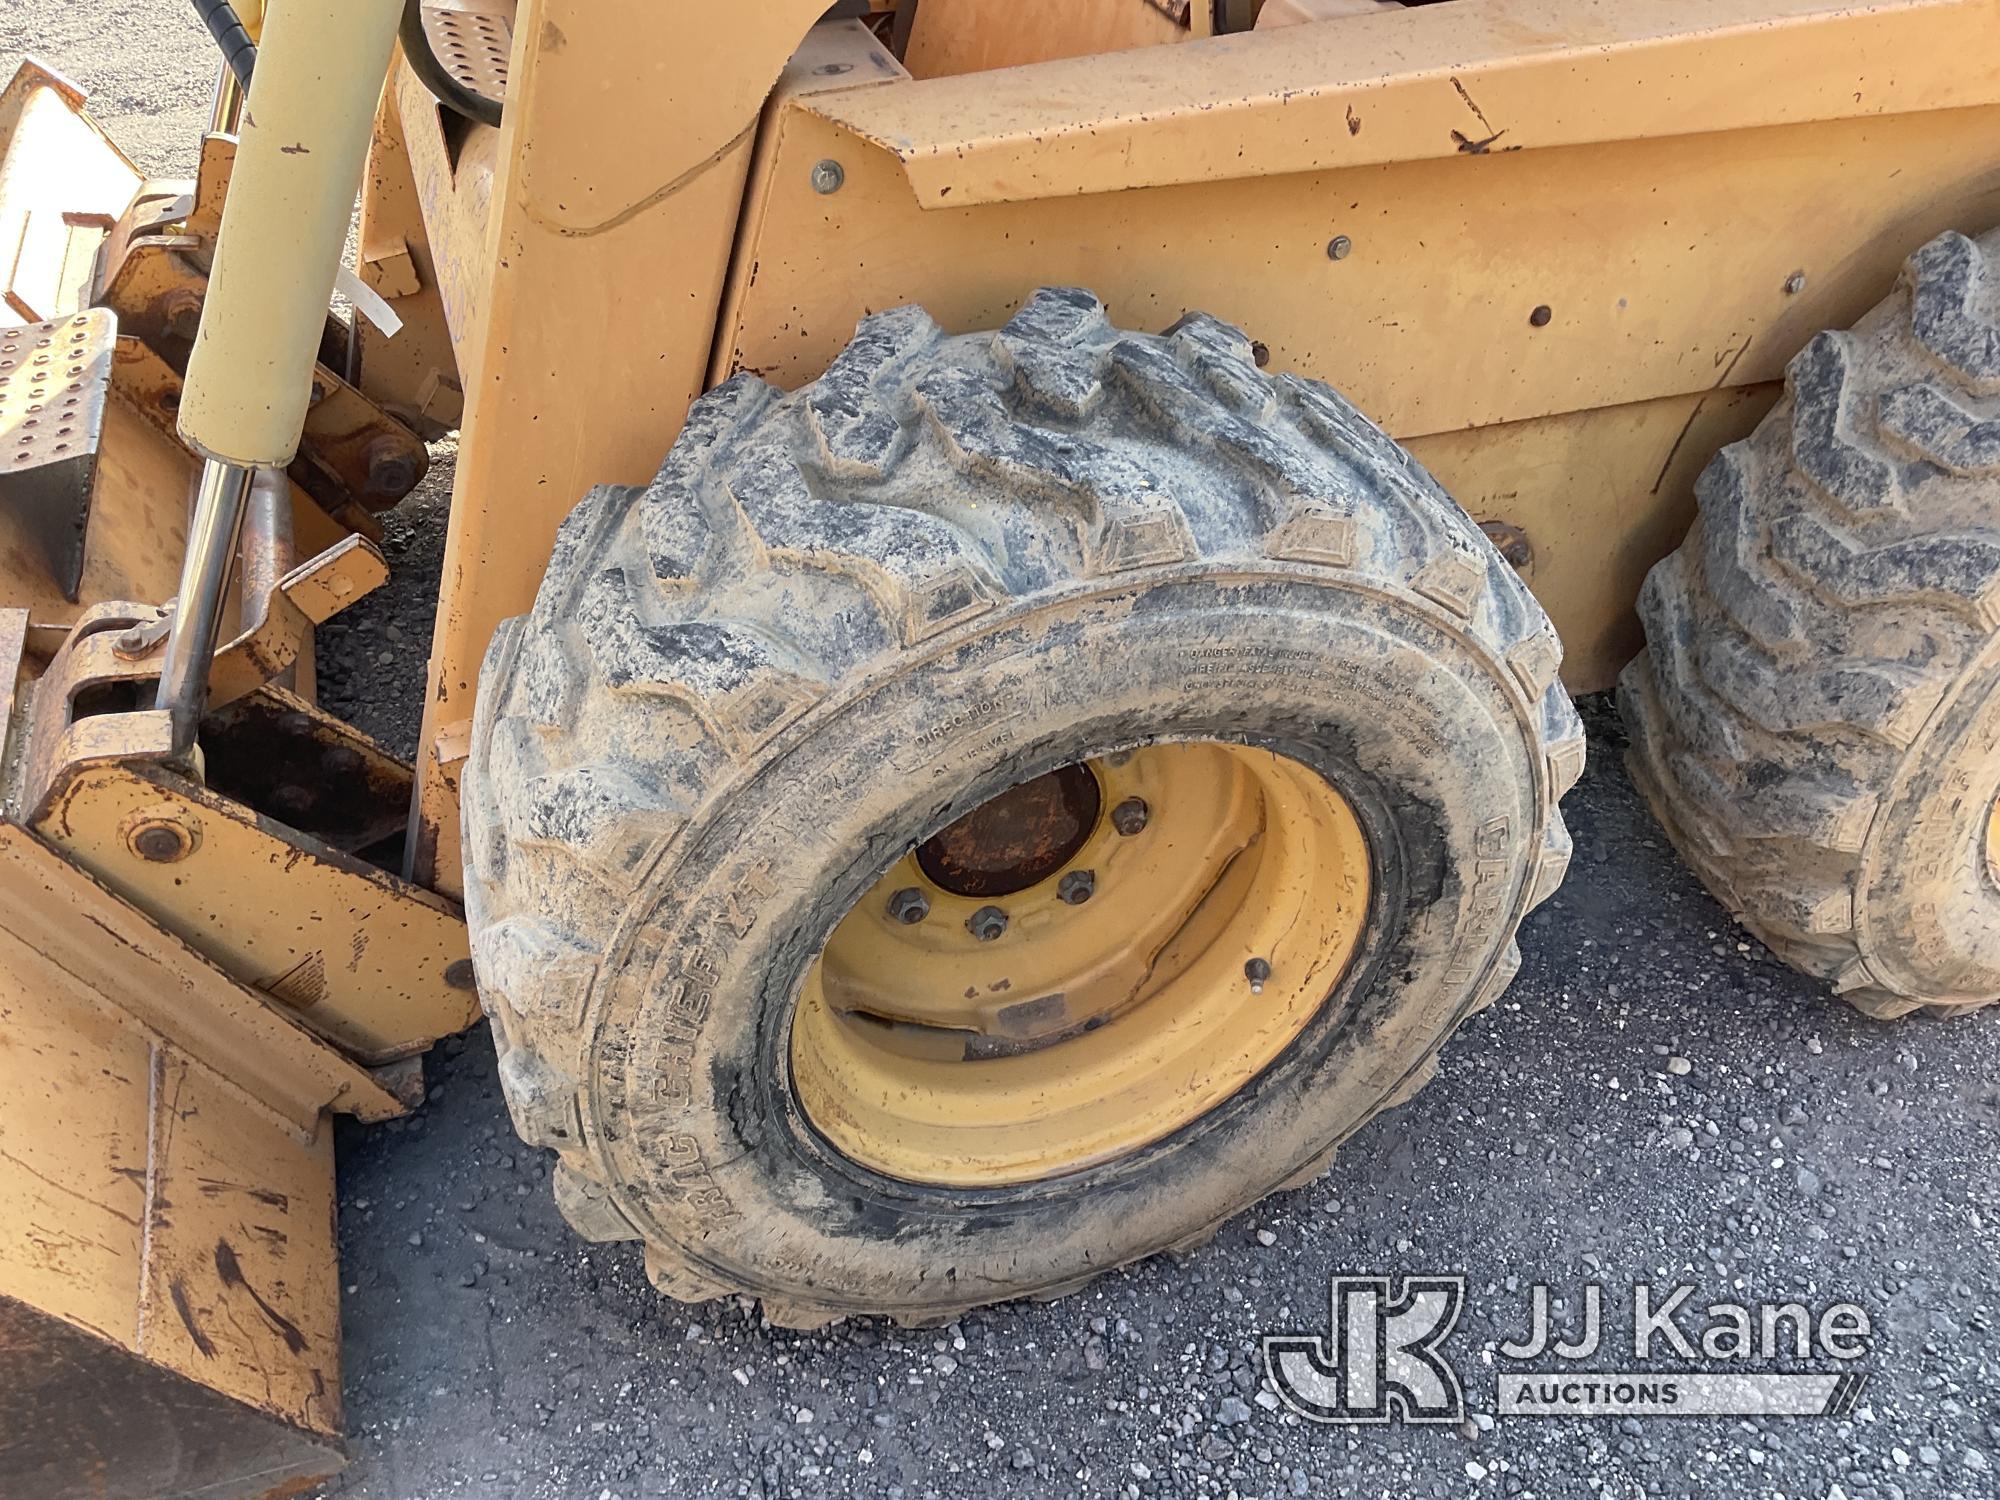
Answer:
xmin=1245 ymin=957 xmax=1272 ymax=995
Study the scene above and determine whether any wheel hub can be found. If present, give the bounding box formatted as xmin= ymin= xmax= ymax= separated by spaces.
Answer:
xmin=790 ymin=743 xmax=1372 ymax=1187
xmin=916 ymin=761 xmax=1101 ymax=898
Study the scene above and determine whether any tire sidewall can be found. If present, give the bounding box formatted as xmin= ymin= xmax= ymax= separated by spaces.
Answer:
xmin=1863 ymin=641 xmax=2000 ymax=999
xmin=585 ymin=570 xmax=1545 ymax=1312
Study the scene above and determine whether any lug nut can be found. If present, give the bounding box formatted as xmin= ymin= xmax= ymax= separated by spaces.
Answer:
xmin=1245 ymin=957 xmax=1272 ymax=994
xmin=1057 ymin=869 xmax=1096 ymax=905
xmin=967 ymin=905 xmax=1008 ymax=942
xmin=1110 ymin=797 xmax=1150 ymax=837
xmin=887 ymin=887 xmax=931 ymax=925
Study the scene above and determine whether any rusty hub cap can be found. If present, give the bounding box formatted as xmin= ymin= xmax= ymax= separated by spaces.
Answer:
xmin=916 ymin=761 xmax=1101 ymax=897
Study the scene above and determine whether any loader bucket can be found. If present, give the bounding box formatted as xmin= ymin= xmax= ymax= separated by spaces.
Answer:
xmin=0 ymin=64 xmax=425 ymax=1498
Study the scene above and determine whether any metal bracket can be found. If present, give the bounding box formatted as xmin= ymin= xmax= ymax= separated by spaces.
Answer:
xmin=17 ymin=535 xmax=387 ymax=817
xmin=112 ymin=602 xmax=175 ymax=658
xmin=13 ymin=564 xmax=476 ymax=1067
xmin=94 ymin=135 xmax=430 ymax=525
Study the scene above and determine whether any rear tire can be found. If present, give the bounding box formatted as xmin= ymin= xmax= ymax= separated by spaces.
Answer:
xmin=1623 ymin=227 xmax=2000 ymax=1019
xmin=463 ymin=290 xmax=1582 ymax=1322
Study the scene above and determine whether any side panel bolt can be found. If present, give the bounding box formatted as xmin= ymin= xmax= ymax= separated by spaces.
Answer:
xmin=1479 ymin=520 xmax=1533 ymax=569
xmin=1327 ymin=235 xmax=1353 ymax=260
xmin=364 ymin=436 xmax=420 ymax=498
xmin=968 ymin=905 xmax=1009 ymax=942
xmin=444 ymin=958 xmax=478 ymax=990
xmin=129 ymin=821 xmax=194 ymax=863
xmin=159 ymin=289 xmax=203 ymax=342
xmin=1057 ymin=870 xmax=1096 ymax=905
xmin=888 ymin=887 xmax=931 ymax=925
xmin=1528 ymin=304 xmax=1553 ymax=327
xmin=1111 ymin=797 xmax=1150 ymax=836
xmin=1784 ymin=271 xmax=1807 ymax=295
xmin=1245 ymin=957 xmax=1272 ymax=994
xmin=811 ymin=159 xmax=845 ymax=194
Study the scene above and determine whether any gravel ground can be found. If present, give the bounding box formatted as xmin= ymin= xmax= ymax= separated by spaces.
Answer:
xmin=10 ymin=15 xmax=1998 ymax=1500
xmin=311 ymin=695 xmax=2000 ymax=1500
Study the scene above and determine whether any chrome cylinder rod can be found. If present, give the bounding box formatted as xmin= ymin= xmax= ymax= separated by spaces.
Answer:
xmin=155 ymin=457 xmax=255 ymax=749
xmin=208 ymin=60 xmax=245 ymax=136
xmin=238 ymin=465 xmax=294 ymax=630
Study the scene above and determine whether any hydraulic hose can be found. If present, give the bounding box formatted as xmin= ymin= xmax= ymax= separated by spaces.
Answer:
xmin=191 ymin=0 xmax=257 ymax=88
xmin=398 ymin=0 xmax=504 ymax=129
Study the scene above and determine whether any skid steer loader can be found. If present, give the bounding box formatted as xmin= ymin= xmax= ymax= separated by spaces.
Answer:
xmin=3 ymin=0 xmax=1997 ymax=1492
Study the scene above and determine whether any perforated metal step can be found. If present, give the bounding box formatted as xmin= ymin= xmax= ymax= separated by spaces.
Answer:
xmin=0 ymin=307 xmax=114 ymax=600
xmin=422 ymin=0 xmax=513 ymax=103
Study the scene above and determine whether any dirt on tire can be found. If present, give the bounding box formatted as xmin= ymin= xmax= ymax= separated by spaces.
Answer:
xmin=461 ymin=289 xmax=1584 ymax=1323
xmin=1623 ymin=226 xmax=2000 ymax=1019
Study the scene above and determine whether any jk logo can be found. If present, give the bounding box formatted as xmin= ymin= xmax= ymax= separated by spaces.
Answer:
xmin=1263 ymin=1276 xmax=1467 ymax=1424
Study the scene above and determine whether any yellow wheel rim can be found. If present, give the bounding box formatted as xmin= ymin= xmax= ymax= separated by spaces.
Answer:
xmin=790 ymin=743 xmax=1372 ymax=1187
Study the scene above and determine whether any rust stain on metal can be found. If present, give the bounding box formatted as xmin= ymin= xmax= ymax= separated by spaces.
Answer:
xmin=213 ymin=1238 xmax=310 ymax=1354
xmin=195 ymin=1176 xmax=291 ymax=1210
xmin=199 ymin=689 xmax=415 ymax=854
xmin=1449 ymin=75 xmax=1497 ymax=135
xmin=168 ymin=1277 xmax=216 ymax=1358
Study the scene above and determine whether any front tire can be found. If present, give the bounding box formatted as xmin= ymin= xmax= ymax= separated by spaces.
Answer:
xmin=463 ymin=290 xmax=1582 ymax=1322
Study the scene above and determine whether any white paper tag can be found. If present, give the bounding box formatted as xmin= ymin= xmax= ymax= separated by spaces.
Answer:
xmin=335 ymin=262 xmax=404 ymax=338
